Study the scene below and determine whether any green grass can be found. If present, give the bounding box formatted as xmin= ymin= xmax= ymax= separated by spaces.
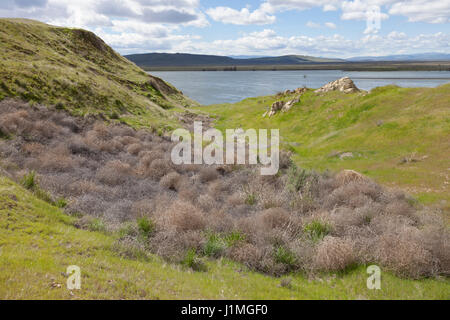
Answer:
xmin=303 ymin=220 xmax=332 ymax=242
xmin=0 ymin=175 xmax=448 ymax=299
xmin=0 ymin=18 xmax=197 ymax=131
xmin=198 ymin=84 xmax=450 ymax=209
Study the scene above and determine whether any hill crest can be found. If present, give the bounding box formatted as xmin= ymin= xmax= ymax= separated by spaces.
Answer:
xmin=0 ymin=18 xmax=195 ymax=130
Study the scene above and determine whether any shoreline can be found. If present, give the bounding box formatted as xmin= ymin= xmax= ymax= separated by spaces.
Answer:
xmin=140 ymin=61 xmax=450 ymax=72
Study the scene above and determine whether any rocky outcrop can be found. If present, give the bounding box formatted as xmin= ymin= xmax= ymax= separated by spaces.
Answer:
xmin=281 ymin=97 xmax=300 ymax=112
xmin=294 ymin=87 xmax=307 ymax=95
xmin=263 ymin=97 xmax=301 ymax=117
xmin=315 ymin=77 xmax=359 ymax=94
xmin=265 ymin=101 xmax=284 ymax=117
xmin=263 ymin=87 xmax=307 ymax=117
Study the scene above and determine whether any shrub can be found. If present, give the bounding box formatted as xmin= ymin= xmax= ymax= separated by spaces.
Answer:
xmin=118 ymin=222 xmax=138 ymax=239
xmin=96 ymin=160 xmax=132 ymax=186
xmin=274 ymin=246 xmax=297 ymax=267
xmin=227 ymin=192 xmax=243 ymax=206
xmin=197 ymin=194 xmax=218 ymax=212
xmin=245 ymin=192 xmax=257 ymax=205
xmin=287 ymin=165 xmax=317 ymax=193
xmin=203 ymin=234 xmax=226 ymax=257
xmin=104 ymin=200 xmax=134 ymax=222
xmin=181 ymin=249 xmax=207 ymax=272
xmin=146 ymin=158 xmax=171 ymax=179
xmin=163 ymin=200 xmax=206 ymax=232
xmin=131 ymin=200 xmax=154 ymax=217
xmin=374 ymin=233 xmax=434 ymax=278
xmin=127 ymin=143 xmax=142 ymax=155
xmin=88 ymin=218 xmax=106 ymax=232
xmin=33 ymin=186 xmax=53 ymax=203
xmin=137 ymin=217 xmax=155 ymax=238
xmin=113 ymin=236 xmax=150 ymax=261
xmin=314 ymin=236 xmax=355 ymax=272
xmin=22 ymin=142 xmax=45 ymax=155
xmin=21 ymin=171 xmax=36 ymax=189
xmin=38 ymin=152 xmax=75 ymax=172
xmin=55 ymin=197 xmax=67 ymax=208
xmin=224 ymin=231 xmax=245 ymax=247
xmin=259 ymin=208 xmax=290 ymax=230
xmin=159 ymin=171 xmax=181 ymax=190
xmin=198 ymin=167 xmax=218 ymax=183
xmin=385 ymin=200 xmax=414 ymax=217
xmin=303 ymin=220 xmax=332 ymax=242
xmin=1 ymin=100 xmax=448 ymax=278
xmin=227 ymin=243 xmax=266 ymax=271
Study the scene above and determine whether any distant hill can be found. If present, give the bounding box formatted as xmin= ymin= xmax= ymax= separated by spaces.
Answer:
xmin=348 ymin=52 xmax=450 ymax=62
xmin=124 ymin=53 xmax=344 ymax=67
xmin=0 ymin=18 xmax=196 ymax=129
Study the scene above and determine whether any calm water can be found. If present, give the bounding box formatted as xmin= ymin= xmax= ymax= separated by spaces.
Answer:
xmin=149 ymin=70 xmax=450 ymax=105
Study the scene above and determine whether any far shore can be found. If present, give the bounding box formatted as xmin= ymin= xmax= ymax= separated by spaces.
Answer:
xmin=140 ymin=61 xmax=450 ymax=72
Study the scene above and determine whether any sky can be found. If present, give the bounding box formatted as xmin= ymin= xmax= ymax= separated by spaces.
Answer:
xmin=1 ymin=0 xmax=449 ymax=58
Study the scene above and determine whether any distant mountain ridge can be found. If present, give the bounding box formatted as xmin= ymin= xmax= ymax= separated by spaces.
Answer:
xmin=125 ymin=52 xmax=450 ymax=68
xmin=347 ymin=52 xmax=450 ymax=62
xmin=124 ymin=53 xmax=344 ymax=67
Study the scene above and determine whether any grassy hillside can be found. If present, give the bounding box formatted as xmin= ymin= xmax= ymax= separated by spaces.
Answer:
xmin=0 ymin=18 xmax=196 ymax=130
xmin=199 ymin=84 xmax=450 ymax=208
xmin=0 ymin=175 xmax=448 ymax=299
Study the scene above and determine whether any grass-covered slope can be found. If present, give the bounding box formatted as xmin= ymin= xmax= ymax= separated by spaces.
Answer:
xmin=0 ymin=175 xmax=448 ymax=299
xmin=0 ymin=18 xmax=196 ymax=129
xmin=199 ymin=84 xmax=450 ymax=207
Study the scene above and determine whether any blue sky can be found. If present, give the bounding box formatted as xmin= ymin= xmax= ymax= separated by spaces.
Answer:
xmin=1 ymin=0 xmax=449 ymax=57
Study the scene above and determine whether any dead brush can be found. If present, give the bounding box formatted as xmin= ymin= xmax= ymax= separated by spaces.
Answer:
xmin=0 ymin=99 xmax=448 ymax=278
xmin=198 ymin=166 xmax=219 ymax=183
xmin=314 ymin=236 xmax=355 ymax=272
xmin=159 ymin=171 xmax=182 ymax=190
xmin=126 ymin=143 xmax=143 ymax=155
xmin=158 ymin=200 xmax=206 ymax=232
xmin=96 ymin=160 xmax=133 ymax=186
xmin=374 ymin=232 xmax=435 ymax=278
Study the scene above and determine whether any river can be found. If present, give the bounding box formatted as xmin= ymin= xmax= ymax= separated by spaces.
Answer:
xmin=149 ymin=70 xmax=450 ymax=105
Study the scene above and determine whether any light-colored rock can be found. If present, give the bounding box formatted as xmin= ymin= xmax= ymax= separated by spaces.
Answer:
xmin=281 ymin=97 xmax=300 ymax=112
xmin=267 ymin=101 xmax=284 ymax=117
xmin=339 ymin=152 xmax=354 ymax=160
xmin=294 ymin=87 xmax=307 ymax=95
xmin=264 ymin=87 xmax=307 ymax=117
xmin=315 ymin=77 xmax=360 ymax=94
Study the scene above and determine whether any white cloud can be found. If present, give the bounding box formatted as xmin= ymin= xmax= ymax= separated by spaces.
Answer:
xmin=0 ymin=0 xmax=448 ymax=56
xmin=0 ymin=0 xmax=208 ymax=29
xmin=217 ymin=0 xmax=449 ymax=26
xmin=172 ymin=29 xmax=449 ymax=58
xmin=306 ymin=21 xmax=321 ymax=28
xmin=206 ymin=6 xmax=276 ymax=25
xmin=0 ymin=0 xmax=209 ymax=55
xmin=323 ymin=4 xmax=338 ymax=11
xmin=306 ymin=21 xmax=337 ymax=29
xmin=387 ymin=30 xmax=407 ymax=40
xmin=389 ymin=0 xmax=450 ymax=23
xmin=340 ymin=0 xmax=390 ymax=21
xmin=265 ymin=0 xmax=339 ymax=12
